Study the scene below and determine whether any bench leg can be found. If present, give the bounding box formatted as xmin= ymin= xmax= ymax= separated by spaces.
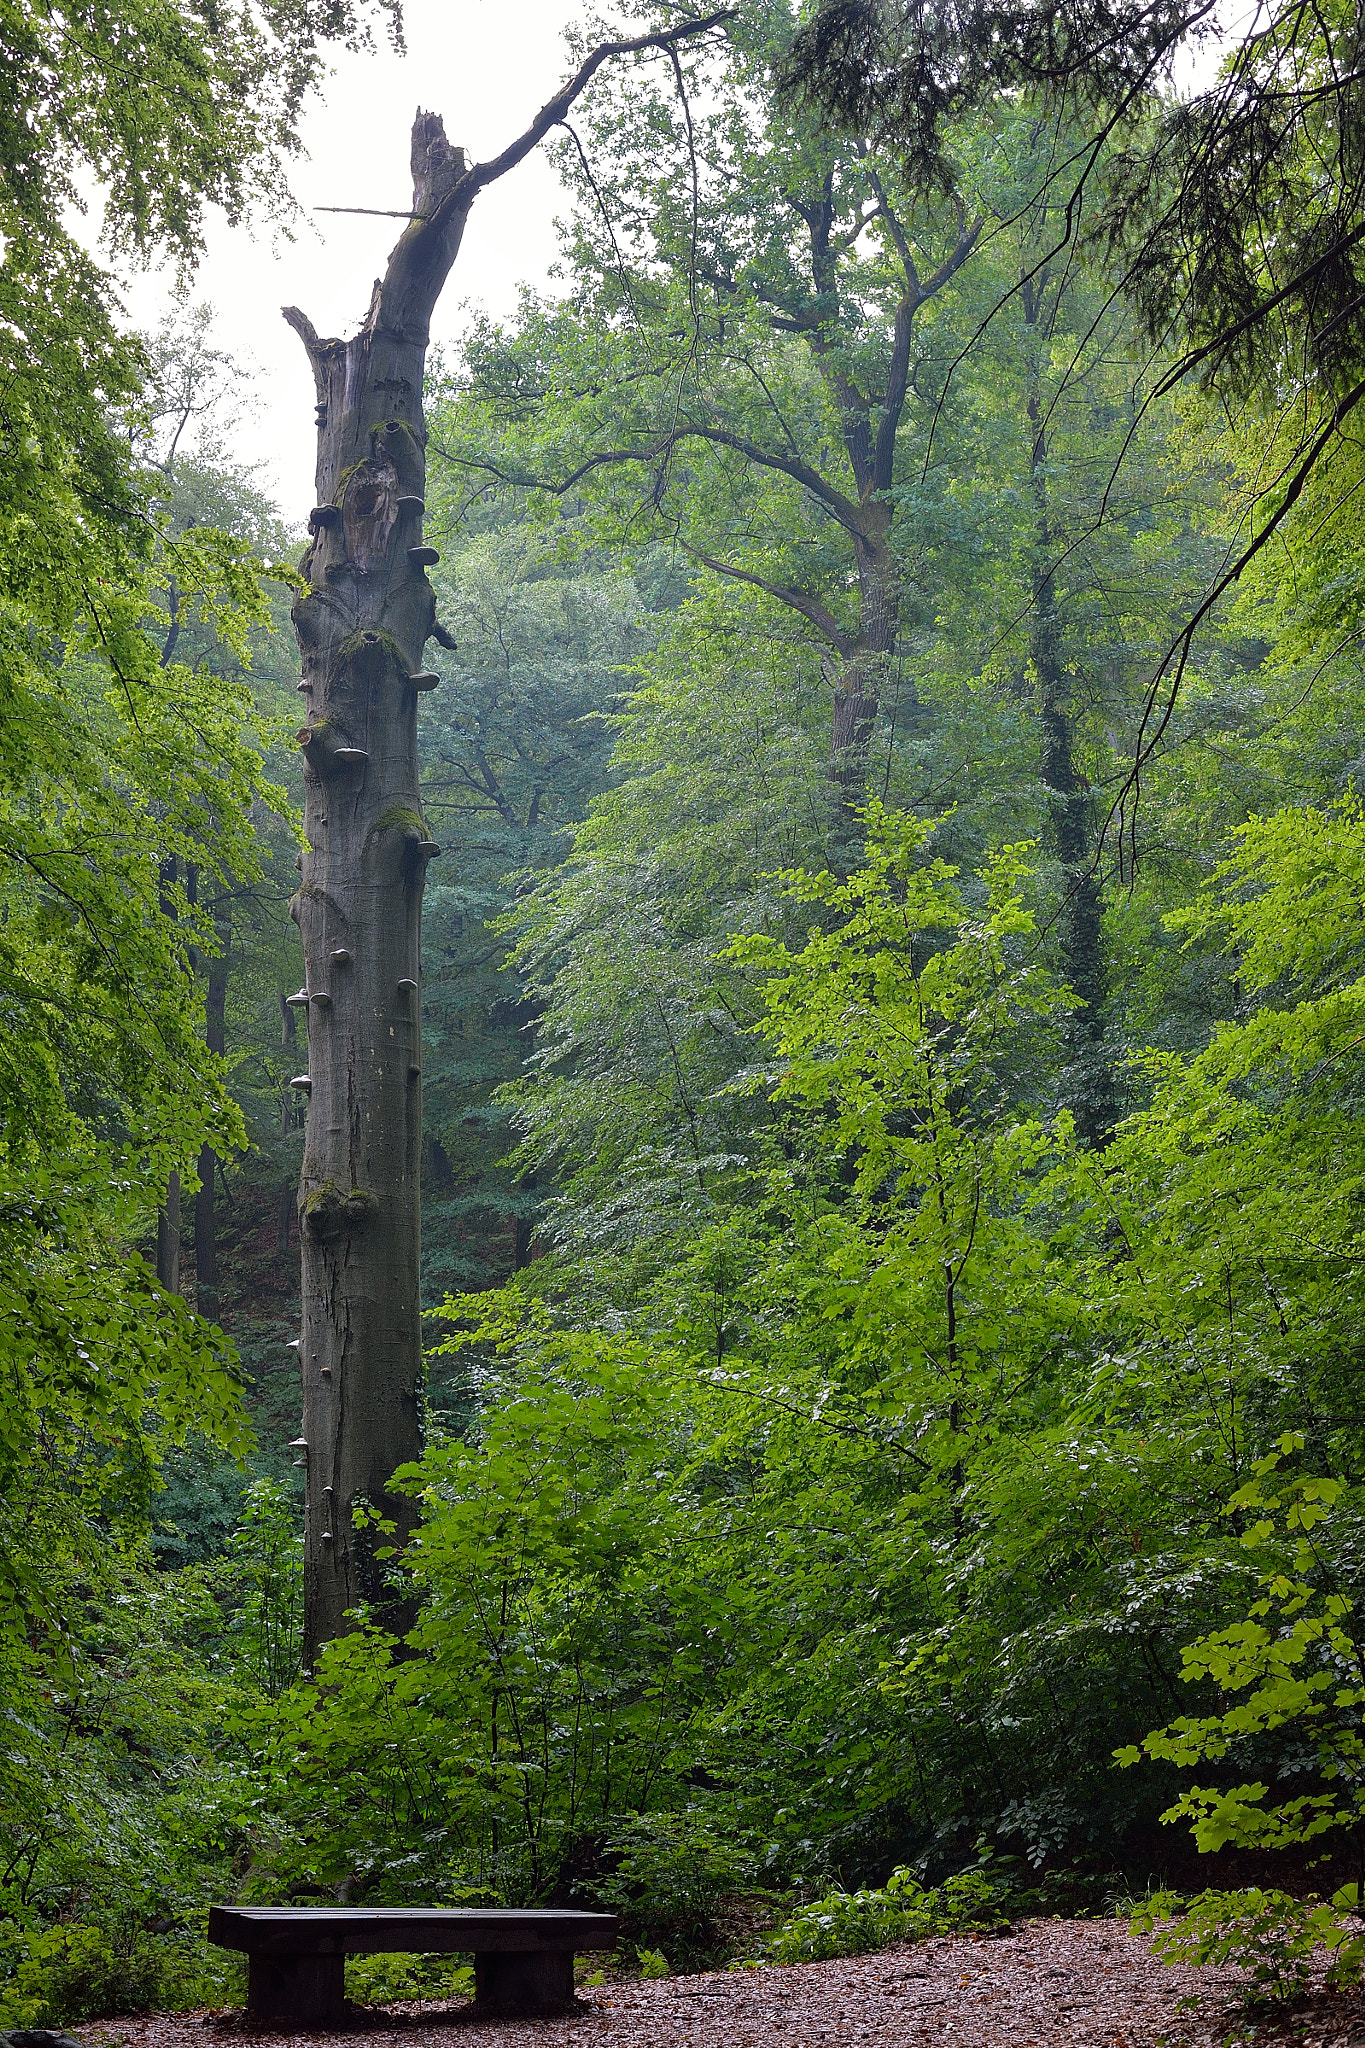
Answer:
xmin=248 ymin=1952 xmax=346 ymax=2026
xmin=473 ymin=1948 xmax=575 ymax=2016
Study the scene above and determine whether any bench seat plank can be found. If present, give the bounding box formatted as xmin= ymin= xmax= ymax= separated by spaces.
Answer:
xmin=209 ymin=1905 xmax=616 ymax=1957
xmin=208 ymin=1906 xmax=619 ymax=2024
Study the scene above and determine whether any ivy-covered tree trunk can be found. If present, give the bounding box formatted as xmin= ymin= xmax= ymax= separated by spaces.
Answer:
xmin=1023 ymin=276 xmax=1116 ymax=1146
xmin=285 ymin=20 xmax=723 ymax=1665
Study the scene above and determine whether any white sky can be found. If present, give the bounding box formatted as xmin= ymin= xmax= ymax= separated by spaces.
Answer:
xmin=115 ymin=0 xmax=585 ymax=513
xmin=105 ymin=0 xmax=1235 ymax=519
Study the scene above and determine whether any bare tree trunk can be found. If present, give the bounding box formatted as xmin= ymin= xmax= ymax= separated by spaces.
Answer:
xmin=195 ymin=915 xmax=231 ymax=1324
xmin=278 ymin=991 xmax=297 ymax=1263
xmin=828 ymin=528 xmax=896 ymax=856
xmin=285 ymin=119 xmax=466 ymax=1662
xmin=156 ymin=1172 xmax=181 ymax=1294
xmin=285 ymin=20 xmax=729 ymax=1668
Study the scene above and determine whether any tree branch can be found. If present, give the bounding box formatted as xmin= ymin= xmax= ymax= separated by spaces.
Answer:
xmin=681 ymin=541 xmax=854 ymax=654
xmin=281 ymin=305 xmax=333 ymax=398
xmin=447 ymin=421 xmax=865 ymax=533
xmin=440 ymin=11 xmax=736 ymax=219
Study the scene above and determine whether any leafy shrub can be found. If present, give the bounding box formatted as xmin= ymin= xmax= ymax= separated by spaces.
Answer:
xmin=1131 ymin=1887 xmax=1365 ymax=2000
xmin=587 ymin=1813 xmax=757 ymax=1971
xmin=1129 ymin=1884 xmax=1365 ymax=1998
xmin=0 ymin=1921 xmax=241 ymax=2025
xmin=636 ymin=1948 xmax=670 ymax=1978
xmin=1116 ymin=1440 xmax=1365 ymax=1858
xmin=344 ymin=1952 xmax=475 ymax=2006
xmin=765 ymin=1866 xmax=1006 ymax=1963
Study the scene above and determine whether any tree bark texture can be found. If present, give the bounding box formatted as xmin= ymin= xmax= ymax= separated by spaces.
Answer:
xmin=286 ymin=115 xmax=470 ymax=1663
xmin=284 ymin=18 xmax=731 ymax=1667
xmin=826 ymin=524 xmax=897 ymax=849
xmin=156 ymin=1170 xmax=181 ymax=1295
xmin=701 ymin=183 xmax=977 ymax=859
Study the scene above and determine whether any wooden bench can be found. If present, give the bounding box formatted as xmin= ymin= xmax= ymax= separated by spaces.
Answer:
xmin=207 ymin=1905 xmax=620 ymax=2023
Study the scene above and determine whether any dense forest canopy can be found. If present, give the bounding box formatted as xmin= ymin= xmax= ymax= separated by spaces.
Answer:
xmin=9 ymin=0 xmax=1365 ymax=2018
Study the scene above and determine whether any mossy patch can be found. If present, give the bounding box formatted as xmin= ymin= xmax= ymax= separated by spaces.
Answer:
xmin=301 ymin=1183 xmax=377 ymax=1238
xmin=377 ymin=805 xmax=426 ymax=838
xmin=335 ymin=628 xmax=408 ymax=677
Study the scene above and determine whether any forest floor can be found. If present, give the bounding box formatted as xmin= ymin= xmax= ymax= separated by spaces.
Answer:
xmin=84 ymin=1917 xmax=1365 ymax=2048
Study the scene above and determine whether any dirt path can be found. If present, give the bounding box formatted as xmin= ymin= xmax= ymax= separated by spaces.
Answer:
xmin=89 ymin=1916 xmax=1359 ymax=2048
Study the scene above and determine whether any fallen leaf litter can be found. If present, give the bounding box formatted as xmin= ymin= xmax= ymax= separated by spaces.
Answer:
xmin=82 ymin=1915 xmax=1365 ymax=2048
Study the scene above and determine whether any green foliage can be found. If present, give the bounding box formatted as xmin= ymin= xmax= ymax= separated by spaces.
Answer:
xmin=592 ymin=1814 xmax=757 ymax=1969
xmin=207 ymin=1480 xmax=304 ymax=1698
xmin=0 ymin=1921 xmax=239 ymax=2028
xmin=1117 ymin=1438 xmax=1365 ymax=1856
xmin=415 ymin=524 xmax=645 ymax=1300
xmin=765 ymin=1867 xmax=1006 ymax=1963
xmin=344 ymin=1953 xmax=475 ymax=2006
xmin=1131 ymin=1888 xmax=1365 ymax=2001
xmin=26 ymin=0 xmax=1365 ymax=2005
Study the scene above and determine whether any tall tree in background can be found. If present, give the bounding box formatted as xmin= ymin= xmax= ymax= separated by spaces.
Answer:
xmin=447 ymin=0 xmax=986 ymax=849
xmin=282 ymin=14 xmax=729 ymax=1663
xmin=782 ymin=0 xmax=1365 ymax=808
xmin=443 ymin=59 xmax=1205 ymax=1140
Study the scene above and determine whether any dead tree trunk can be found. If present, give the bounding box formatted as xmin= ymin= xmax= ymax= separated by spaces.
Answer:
xmin=277 ymin=990 xmax=298 ymax=1263
xmin=285 ymin=16 xmax=729 ymax=1668
xmin=285 ymin=117 xmax=468 ymax=1661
